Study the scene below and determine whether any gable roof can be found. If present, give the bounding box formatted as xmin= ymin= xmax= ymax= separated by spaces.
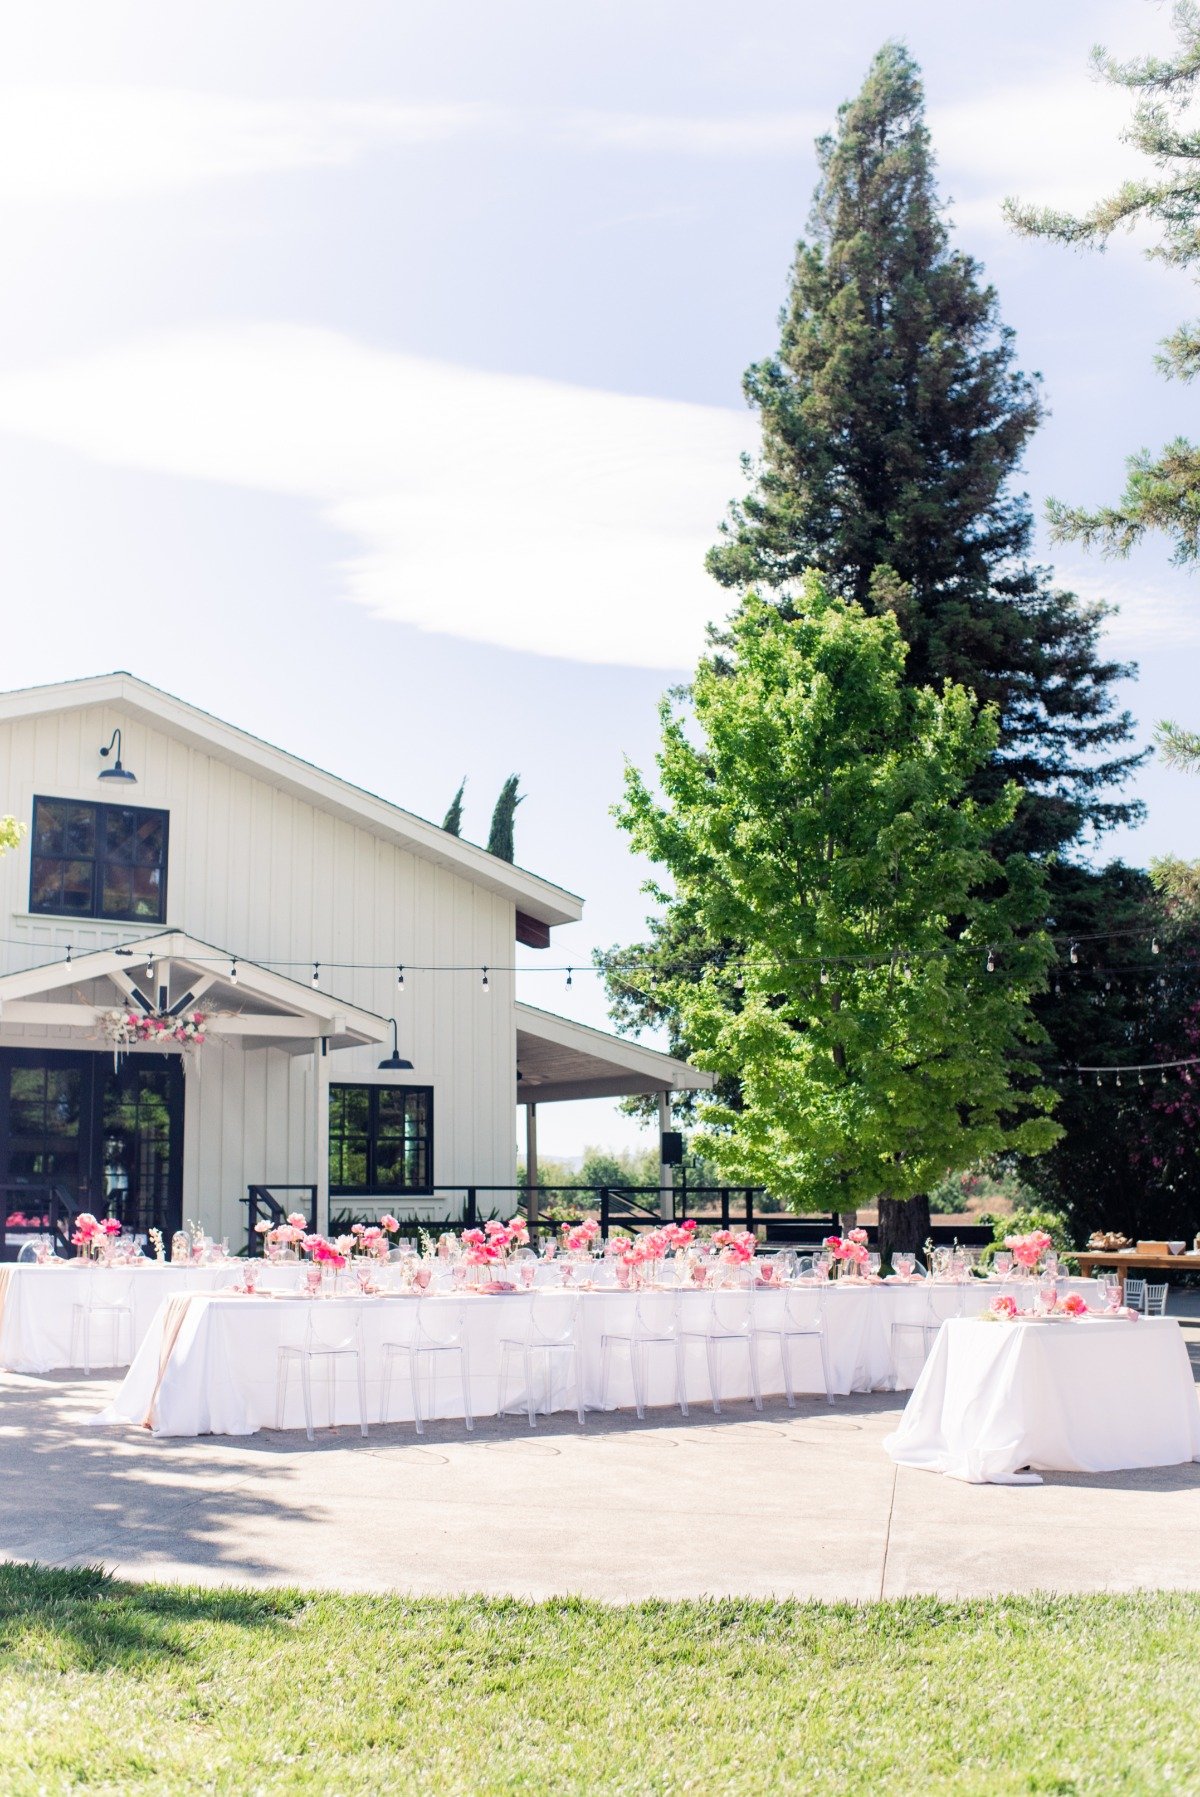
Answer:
xmin=0 ymin=929 xmax=391 ymax=1053
xmin=0 ymin=671 xmax=582 ymax=928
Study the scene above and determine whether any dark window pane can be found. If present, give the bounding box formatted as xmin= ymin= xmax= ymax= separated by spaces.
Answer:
xmin=29 ymin=860 xmax=64 ymax=912
xmin=101 ymin=868 xmax=134 ymax=917
xmin=62 ymin=805 xmax=95 ymax=857
xmin=61 ymin=861 xmax=94 ymax=912
xmin=33 ymin=802 xmax=65 ymax=855
xmin=135 ymin=814 xmax=165 ymax=865
xmin=104 ymin=808 xmax=136 ymax=862
xmin=130 ymin=868 xmax=162 ymax=917
xmin=45 ymin=1072 xmax=80 ymax=1134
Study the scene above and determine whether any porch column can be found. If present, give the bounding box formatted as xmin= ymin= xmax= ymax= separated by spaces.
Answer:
xmin=525 ymin=1101 xmax=539 ymax=1234
xmin=314 ymin=1036 xmax=330 ymax=1235
xmin=658 ymin=1089 xmax=673 ymax=1220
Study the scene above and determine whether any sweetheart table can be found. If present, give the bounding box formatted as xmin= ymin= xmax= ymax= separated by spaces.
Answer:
xmin=883 ymin=1315 xmax=1200 ymax=1484
xmin=95 ymin=1276 xmax=1101 ymax=1437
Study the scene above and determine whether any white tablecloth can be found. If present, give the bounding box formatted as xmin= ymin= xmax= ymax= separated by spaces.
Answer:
xmin=883 ymin=1315 xmax=1200 ymax=1484
xmin=94 ymin=1275 xmax=1100 ymax=1437
xmin=0 ymin=1262 xmax=306 ymax=1373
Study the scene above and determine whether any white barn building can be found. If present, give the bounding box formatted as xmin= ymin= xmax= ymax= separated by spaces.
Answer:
xmin=0 ymin=673 xmax=711 ymax=1252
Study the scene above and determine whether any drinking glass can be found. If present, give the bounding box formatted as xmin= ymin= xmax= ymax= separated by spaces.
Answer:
xmin=893 ymin=1252 xmax=914 ymax=1281
xmin=994 ymin=1251 xmax=1013 ymax=1279
xmin=867 ymin=1252 xmax=881 ymax=1278
xmin=304 ymin=1264 xmax=322 ymax=1296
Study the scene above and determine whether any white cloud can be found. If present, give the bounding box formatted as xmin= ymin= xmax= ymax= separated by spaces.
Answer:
xmin=0 ymin=88 xmax=485 ymax=204
xmin=0 ymin=323 xmax=753 ymax=667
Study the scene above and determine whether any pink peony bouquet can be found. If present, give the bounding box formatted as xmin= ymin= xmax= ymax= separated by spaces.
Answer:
xmin=71 ymin=1212 xmax=122 ymax=1257
xmin=824 ymin=1230 xmax=870 ymax=1273
xmin=987 ymin=1293 xmax=1020 ymax=1320
xmin=1004 ymin=1229 xmax=1054 ymax=1270
xmin=302 ymin=1234 xmax=347 ymax=1270
xmin=711 ymin=1228 xmax=758 ymax=1266
xmin=561 ymin=1217 xmax=601 ymax=1254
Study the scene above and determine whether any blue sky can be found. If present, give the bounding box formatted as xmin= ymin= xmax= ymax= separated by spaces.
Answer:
xmin=0 ymin=0 xmax=1197 ymax=1155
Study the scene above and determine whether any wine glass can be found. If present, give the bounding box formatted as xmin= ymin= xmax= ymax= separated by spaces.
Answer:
xmin=994 ymin=1251 xmax=1013 ymax=1279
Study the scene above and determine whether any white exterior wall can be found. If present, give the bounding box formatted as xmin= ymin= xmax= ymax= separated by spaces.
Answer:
xmin=0 ymin=703 xmax=518 ymax=1238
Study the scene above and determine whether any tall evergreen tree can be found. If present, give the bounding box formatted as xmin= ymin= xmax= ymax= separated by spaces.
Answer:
xmin=487 ymin=775 xmax=523 ymax=863
xmin=601 ymin=43 xmax=1150 ymax=1230
xmin=441 ymin=778 xmax=466 ymax=837
xmin=708 ymin=41 xmax=1143 ymax=854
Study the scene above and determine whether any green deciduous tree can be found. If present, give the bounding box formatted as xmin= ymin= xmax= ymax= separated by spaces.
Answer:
xmin=441 ymin=778 xmax=466 ymax=837
xmin=486 ymin=775 xmax=523 ymax=863
xmin=709 ymin=40 xmax=1142 ymax=852
xmin=615 ymin=583 xmax=1061 ymax=1257
xmin=1006 ymin=1 xmax=1200 ymax=564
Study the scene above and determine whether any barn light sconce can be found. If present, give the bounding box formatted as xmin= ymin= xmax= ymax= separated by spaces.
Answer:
xmin=98 ymin=728 xmax=136 ymax=782
xmin=378 ymin=1017 xmax=413 ymax=1072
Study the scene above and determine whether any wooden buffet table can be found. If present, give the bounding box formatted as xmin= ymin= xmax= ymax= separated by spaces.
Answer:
xmin=1075 ymin=1250 xmax=1200 ymax=1287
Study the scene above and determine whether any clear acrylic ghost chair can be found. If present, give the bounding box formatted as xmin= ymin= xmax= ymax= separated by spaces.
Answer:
xmin=755 ymin=1283 xmax=834 ymax=1407
xmin=600 ymin=1289 xmax=688 ymax=1420
xmin=498 ymin=1290 xmax=585 ymax=1427
xmin=276 ymin=1303 xmax=367 ymax=1442
xmin=890 ymin=1280 xmax=964 ymax=1388
xmin=1123 ymin=1276 xmax=1146 ymax=1312
xmin=680 ymin=1286 xmax=762 ymax=1415
xmin=1143 ymin=1281 xmax=1169 ymax=1316
xmin=16 ymin=1241 xmax=40 ymax=1263
xmin=69 ymin=1269 xmax=135 ymax=1374
xmin=380 ymin=1298 xmax=474 ymax=1435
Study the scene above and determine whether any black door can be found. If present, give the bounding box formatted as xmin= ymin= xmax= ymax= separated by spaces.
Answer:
xmin=0 ymin=1049 xmax=184 ymax=1240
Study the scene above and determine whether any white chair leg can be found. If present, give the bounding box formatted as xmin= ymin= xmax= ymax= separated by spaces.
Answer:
xmin=705 ymin=1335 xmax=722 ymax=1415
xmin=300 ymin=1357 xmax=314 ymax=1443
xmin=276 ymin=1352 xmax=290 ymax=1430
xmin=747 ymin=1337 xmax=762 ymax=1412
xmin=355 ymin=1350 xmax=368 ymax=1439
xmin=410 ymin=1349 xmax=425 ymax=1436
xmin=460 ymin=1341 xmax=474 ymax=1431
xmin=599 ymin=1335 xmax=613 ymax=1411
xmin=574 ymin=1344 xmax=585 ymax=1425
xmin=380 ymin=1348 xmax=393 ymax=1426
xmin=674 ymin=1338 xmax=689 ymax=1418
xmin=524 ymin=1344 xmax=537 ymax=1429
xmin=631 ymin=1339 xmax=646 ymax=1420
xmin=819 ymin=1330 xmax=834 ymax=1405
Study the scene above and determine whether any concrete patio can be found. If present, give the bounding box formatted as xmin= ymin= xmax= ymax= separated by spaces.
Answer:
xmin=3 ymin=1301 xmax=1200 ymax=1603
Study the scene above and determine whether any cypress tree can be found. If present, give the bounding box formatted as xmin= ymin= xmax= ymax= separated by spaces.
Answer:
xmin=441 ymin=778 xmax=466 ymax=837
xmin=708 ymin=41 xmax=1144 ymax=855
xmin=487 ymin=775 xmax=523 ymax=863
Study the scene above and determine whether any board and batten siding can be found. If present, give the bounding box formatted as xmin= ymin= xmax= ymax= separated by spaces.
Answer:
xmin=0 ymin=703 xmax=518 ymax=1239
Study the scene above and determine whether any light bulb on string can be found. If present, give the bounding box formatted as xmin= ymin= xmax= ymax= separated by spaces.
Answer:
xmin=1138 ymin=1071 xmax=1145 ymax=1087
xmin=1095 ymin=1073 xmax=1102 ymax=1087
xmin=1185 ymin=1068 xmax=1194 ymax=1084
xmin=986 ymin=948 xmax=996 ymax=974
xmin=1152 ymin=936 xmax=1161 ymax=955
xmin=481 ymin=967 xmax=490 ymax=993
xmin=146 ymin=955 xmax=154 ymax=982
xmin=1115 ymin=1072 xmax=1122 ymax=1088
xmin=1069 ymin=941 xmax=1079 ymax=966
xmin=65 ymin=944 xmax=72 ymax=966
xmin=229 ymin=957 xmax=238 ymax=985
xmin=396 ymin=965 xmax=405 ymax=991
xmin=819 ymin=966 xmax=829 ymax=985
xmin=311 ymin=963 xmax=320 ymax=989
xmin=734 ymin=968 xmax=745 ymax=991
xmin=1162 ymin=1070 xmax=1169 ymax=1086
xmin=565 ymin=967 xmax=573 ymax=989
xmin=902 ymin=962 xmax=912 ymax=978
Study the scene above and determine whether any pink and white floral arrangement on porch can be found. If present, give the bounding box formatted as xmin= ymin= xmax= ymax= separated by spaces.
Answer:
xmin=99 ymin=1008 xmax=209 ymax=1069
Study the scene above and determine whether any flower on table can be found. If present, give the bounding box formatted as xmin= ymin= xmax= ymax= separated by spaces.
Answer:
xmin=988 ymin=1294 xmax=1019 ymax=1320
xmin=286 ymin=1212 xmax=308 ymax=1231
xmin=847 ymin=1228 xmax=869 ymax=1245
xmin=1060 ymin=1292 xmax=1088 ymax=1317
xmin=379 ymin=1214 xmax=401 ymax=1235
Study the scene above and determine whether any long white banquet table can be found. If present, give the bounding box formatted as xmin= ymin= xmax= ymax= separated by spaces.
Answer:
xmin=0 ymin=1262 xmax=308 ymax=1374
xmin=95 ymin=1275 xmax=1101 ymax=1438
xmin=884 ymin=1315 xmax=1200 ymax=1485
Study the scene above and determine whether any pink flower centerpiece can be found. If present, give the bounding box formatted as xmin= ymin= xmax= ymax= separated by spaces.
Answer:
xmin=560 ymin=1217 xmax=601 ymax=1255
xmin=71 ymin=1213 xmax=122 ymax=1259
xmin=824 ymin=1229 xmax=870 ymax=1278
xmin=1003 ymin=1229 xmax=1054 ymax=1273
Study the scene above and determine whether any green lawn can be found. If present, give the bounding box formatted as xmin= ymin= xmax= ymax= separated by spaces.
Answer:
xmin=0 ymin=1565 xmax=1195 ymax=1794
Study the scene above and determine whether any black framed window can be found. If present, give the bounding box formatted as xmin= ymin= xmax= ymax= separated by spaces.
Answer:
xmin=329 ymin=1084 xmax=433 ymax=1195
xmin=29 ymin=796 xmax=168 ymax=923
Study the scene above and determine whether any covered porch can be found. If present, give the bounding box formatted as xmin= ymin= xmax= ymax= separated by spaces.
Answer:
xmin=0 ymin=931 xmax=391 ymax=1251
xmin=515 ymin=1002 xmax=715 ymax=1227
